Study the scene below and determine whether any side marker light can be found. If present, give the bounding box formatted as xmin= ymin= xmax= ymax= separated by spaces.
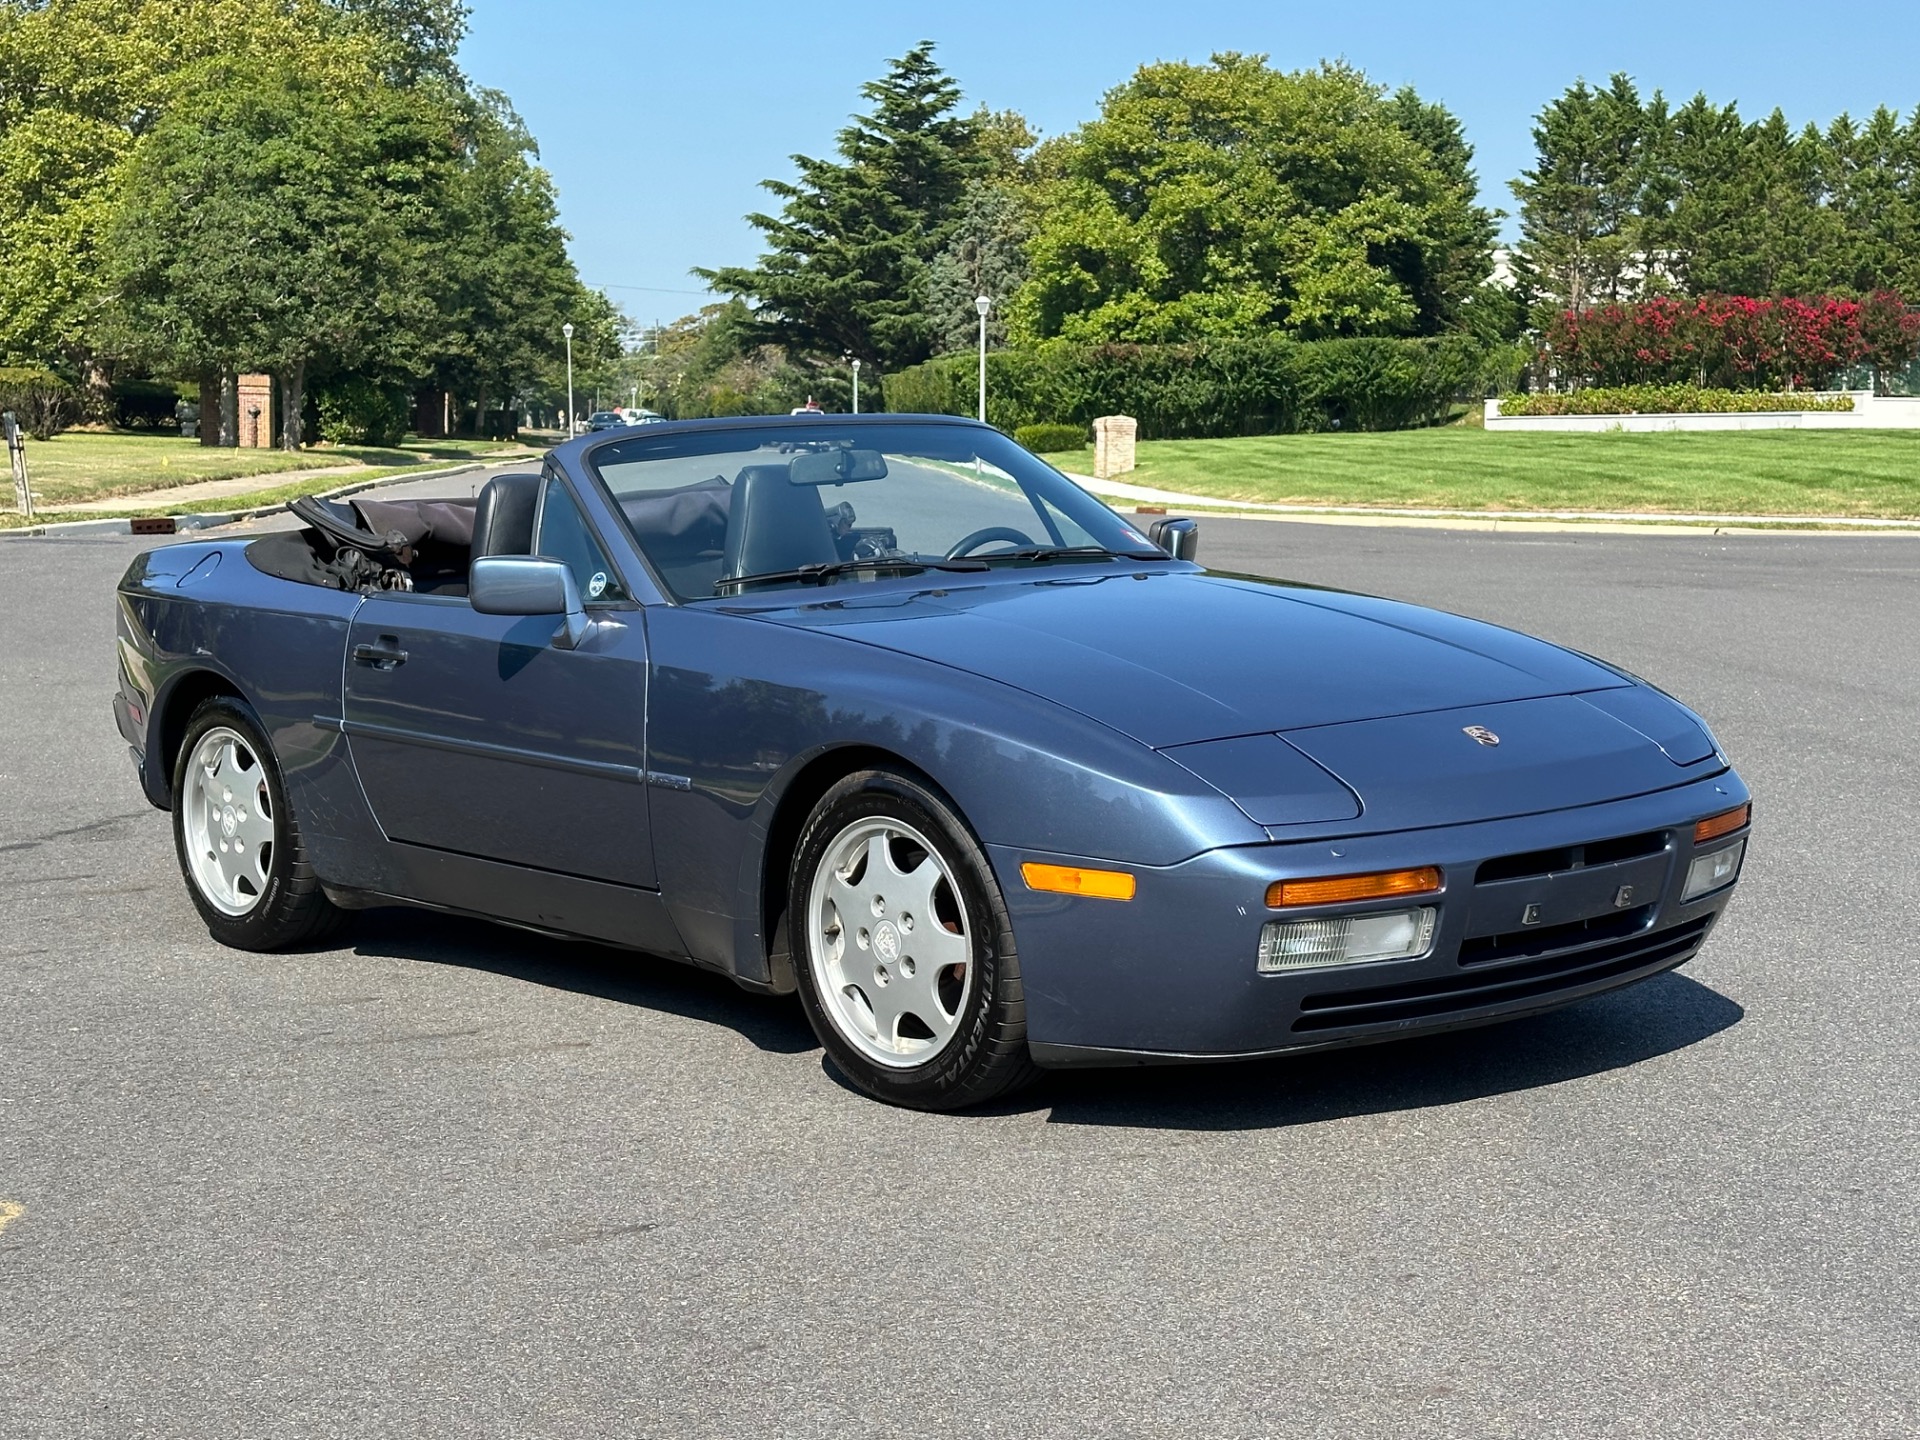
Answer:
xmin=1021 ymin=862 xmax=1136 ymax=901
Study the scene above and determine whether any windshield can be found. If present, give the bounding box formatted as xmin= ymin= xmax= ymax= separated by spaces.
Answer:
xmin=586 ymin=421 xmax=1159 ymax=601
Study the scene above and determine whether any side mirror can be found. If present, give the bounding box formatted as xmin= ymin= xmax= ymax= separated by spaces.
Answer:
xmin=470 ymin=555 xmax=590 ymax=650
xmin=1148 ymin=516 xmax=1199 ymax=561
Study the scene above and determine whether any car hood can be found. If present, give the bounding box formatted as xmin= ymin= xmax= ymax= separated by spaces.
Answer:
xmin=745 ymin=569 xmax=1632 ymax=748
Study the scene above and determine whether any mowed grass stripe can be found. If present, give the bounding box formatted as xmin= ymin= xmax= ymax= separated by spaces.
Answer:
xmin=1127 ymin=429 xmax=1920 ymax=517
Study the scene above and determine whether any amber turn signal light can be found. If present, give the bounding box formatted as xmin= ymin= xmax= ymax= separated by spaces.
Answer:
xmin=1021 ymin=862 xmax=1137 ymax=901
xmin=1694 ymin=803 xmax=1751 ymax=845
xmin=1266 ymin=866 xmax=1443 ymax=909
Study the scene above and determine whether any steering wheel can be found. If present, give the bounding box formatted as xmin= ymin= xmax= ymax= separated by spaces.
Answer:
xmin=946 ymin=526 xmax=1037 ymax=559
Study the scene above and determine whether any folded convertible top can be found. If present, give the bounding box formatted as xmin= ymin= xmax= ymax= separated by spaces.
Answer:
xmin=280 ymin=494 xmax=479 ymax=592
xmin=351 ymin=496 xmax=477 ymax=550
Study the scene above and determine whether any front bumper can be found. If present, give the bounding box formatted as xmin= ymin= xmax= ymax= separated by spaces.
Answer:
xmin=992 ymin=770 xmax=1749 ymax=1066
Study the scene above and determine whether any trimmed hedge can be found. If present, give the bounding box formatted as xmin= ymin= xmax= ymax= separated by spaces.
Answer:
xmin=1013 ymin=422 xmax=1087 ymax=453
xmin=316 ymin=376 xmax=410 ymax=447
xmin=112 ymin=378 xmax=190 ymax=431
xmin=887 ymin=337 xmax=1520 ymax=439
xmin=0 ymin=366 xmax=80 ymax=440
xmin=1501 ymin=386 xmax=1857 ymax=417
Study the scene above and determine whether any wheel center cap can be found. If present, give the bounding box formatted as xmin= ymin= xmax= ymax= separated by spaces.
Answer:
xmin=873 ymin=920 xmax=901 ymax=962
xmin=220 ymin=806 xmax=237 ymax=838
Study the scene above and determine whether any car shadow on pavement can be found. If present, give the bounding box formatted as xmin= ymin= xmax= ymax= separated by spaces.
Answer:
xmin=1029 ymin=971 xmax=1744 ymax=1131
xmin=344 ymin=907 xmax=820 ymax=1056
xmin=341 ymin=907 xmax=1742 ymax=1126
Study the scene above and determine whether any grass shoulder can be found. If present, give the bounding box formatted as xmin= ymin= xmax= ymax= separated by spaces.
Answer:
xmin=12 ymin=431 xmax=534 ymax=509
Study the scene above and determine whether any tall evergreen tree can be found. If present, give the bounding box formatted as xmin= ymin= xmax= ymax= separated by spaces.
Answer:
xmin=925 ymin=182 xmax=1032 ymax=355
xmin=1509 ymin=75 xmax=1657 ymax=320
xmin=699 ymin=44 xmax=982 ymax=370
xmin=1817 ymin=109 xmax=1912 ymax=295
xmin=1648 ymin=101 xmax=1832 ymax=295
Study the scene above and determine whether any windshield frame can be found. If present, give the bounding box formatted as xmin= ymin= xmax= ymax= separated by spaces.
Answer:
xmin=575 ymin=414 xmax=1174 ymax=606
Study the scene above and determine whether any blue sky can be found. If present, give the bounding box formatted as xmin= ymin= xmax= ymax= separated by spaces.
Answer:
xmin=462 ymin=0 xmax=1920 ymax=326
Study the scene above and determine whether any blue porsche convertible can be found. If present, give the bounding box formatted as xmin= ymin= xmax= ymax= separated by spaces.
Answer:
xmin=115 ymin=415 xmax=1750 ymax=1109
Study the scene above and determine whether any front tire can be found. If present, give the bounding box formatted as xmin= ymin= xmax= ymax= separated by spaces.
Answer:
xmin=171 ymin=695 xmax=347 ymax=951
xmin=790 ymin=769 xmax=1040 ymax=1110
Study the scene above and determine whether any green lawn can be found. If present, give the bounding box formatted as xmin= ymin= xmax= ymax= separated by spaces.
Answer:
xmin=1106 ymin=429 xmax=1920 ymax=518
xmin=12 ymin=431 xmax=531 ymax=508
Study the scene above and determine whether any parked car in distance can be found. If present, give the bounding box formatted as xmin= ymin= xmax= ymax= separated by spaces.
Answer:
xmin=115 ymin=414 xmax=1750 ymax=1110
xmin=584 ymin=410 xmax=628 ymax=432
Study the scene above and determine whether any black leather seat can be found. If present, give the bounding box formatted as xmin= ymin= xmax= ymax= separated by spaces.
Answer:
xmin=722 ymin=464 xmax=839 ymax=579
xmin=471 ymin=473 xmax=540 ymax=559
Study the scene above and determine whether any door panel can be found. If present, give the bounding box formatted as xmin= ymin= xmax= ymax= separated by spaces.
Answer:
xmin=343 ymin=595 xmax=654 ymax=888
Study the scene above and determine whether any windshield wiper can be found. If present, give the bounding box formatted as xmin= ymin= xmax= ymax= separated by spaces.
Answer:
xmin=718 ymin=556 xmax=989 ymax=593
xmin=981 ymin=545 xmax=1167 ymax=564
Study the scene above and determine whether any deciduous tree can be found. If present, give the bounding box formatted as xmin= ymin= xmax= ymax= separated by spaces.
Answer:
xmin=1010 ymin=57 xmax=1495 ymax=345
xmin=109 ymin=55 xmax=442 ymax=447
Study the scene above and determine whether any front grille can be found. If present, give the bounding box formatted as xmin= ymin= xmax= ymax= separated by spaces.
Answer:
xmin=1475 ymin=828 xmax=1669 ymax=885
xmin=1292 ymin=915 xmax=1712 ymax=1034
xmin=1461 ymin=904 xmax=1655 ymax=966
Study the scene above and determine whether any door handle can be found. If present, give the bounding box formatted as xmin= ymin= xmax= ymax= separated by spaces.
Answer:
xmin=352 ymin=638 xmax=408 ymax=669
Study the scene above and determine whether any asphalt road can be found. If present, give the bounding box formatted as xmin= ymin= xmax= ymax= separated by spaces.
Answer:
xmin=2 ymin=506 xmax=1916 ymax=1437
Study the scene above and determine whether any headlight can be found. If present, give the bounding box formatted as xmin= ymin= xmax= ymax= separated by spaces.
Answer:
xmin=1258 ymin=906 xmax=1436 ymax=973
xmin=1683 ymin=838 xmax=1746 ymax=901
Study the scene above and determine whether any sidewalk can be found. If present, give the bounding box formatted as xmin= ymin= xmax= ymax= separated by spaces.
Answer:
xmin=1067 ymin=471 xmax=1920 ymax=534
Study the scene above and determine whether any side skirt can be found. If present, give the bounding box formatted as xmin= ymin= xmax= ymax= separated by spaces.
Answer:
xmin=351 ymin=841 xmax=692 ymax=962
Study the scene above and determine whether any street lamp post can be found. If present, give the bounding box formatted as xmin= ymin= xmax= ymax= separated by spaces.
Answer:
xmin=974 ymin=295 xmax=992 ymax=423
xmin=562 ymin=321 xmax=575 ymax=436
xmin=851 ymin=357 xmax=861 ymax=415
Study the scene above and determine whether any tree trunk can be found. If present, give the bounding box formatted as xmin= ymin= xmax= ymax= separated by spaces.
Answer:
xmin=280 ymin=361 xmax=305 ymax=451
xmin=197 ymin=373 xmax=220 ymax=446
xmin=83 ymin=358 xmax=112 ymax=426
xmin=219 ymin=373 xmax=238 ymax=447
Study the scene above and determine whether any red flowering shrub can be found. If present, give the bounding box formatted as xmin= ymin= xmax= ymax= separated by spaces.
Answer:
xmin=1542 ymin=292 xmax=1919 ymax=391
xmin=1857 ymin=290 xmax=1920 ymax=381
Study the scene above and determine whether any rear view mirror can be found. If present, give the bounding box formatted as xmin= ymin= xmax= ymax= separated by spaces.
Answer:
xmin=788 ymin=448 xmax=889 ymax=485
xmin=470 ymin=555 xmax=590 ymax=649
xmin=1148 ymin=516 xmax=1199 ymax=561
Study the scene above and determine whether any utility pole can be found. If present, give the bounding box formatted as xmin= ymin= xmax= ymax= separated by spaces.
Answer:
xmin=562 ymin=322 xmax=575 ymax=436
xmin=3 ymin=411 xmax=31 ymax=520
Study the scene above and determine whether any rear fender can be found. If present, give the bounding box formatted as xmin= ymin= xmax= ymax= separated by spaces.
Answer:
xmin=116 ymin=543 xmax=389 ymax=888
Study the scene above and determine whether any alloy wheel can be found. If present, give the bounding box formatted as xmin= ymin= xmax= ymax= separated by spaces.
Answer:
xmin=805 ymin=816 xmax=974 ymax=1068
xmin=181 ymin=726 xmax=275 ymax=917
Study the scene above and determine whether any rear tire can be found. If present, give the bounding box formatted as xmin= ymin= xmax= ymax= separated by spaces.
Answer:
xmin=789 ymin=768 xmax=1040 ymax=1110
xmin=171 ymin=695 xmax=348 ymax=951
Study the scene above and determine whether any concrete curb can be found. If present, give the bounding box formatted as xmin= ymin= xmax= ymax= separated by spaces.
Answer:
xmin=1066 ymin=472 xmax=1920 ymax=535
xmin=0 ymin=461 xmax=497 ymax=541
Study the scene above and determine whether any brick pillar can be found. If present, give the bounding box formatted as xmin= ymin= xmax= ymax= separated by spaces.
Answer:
xmin=1093 ymin=415 xmax=1138 ymax=480
xmin=237 ymin=374 xmax=274 ymax=448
